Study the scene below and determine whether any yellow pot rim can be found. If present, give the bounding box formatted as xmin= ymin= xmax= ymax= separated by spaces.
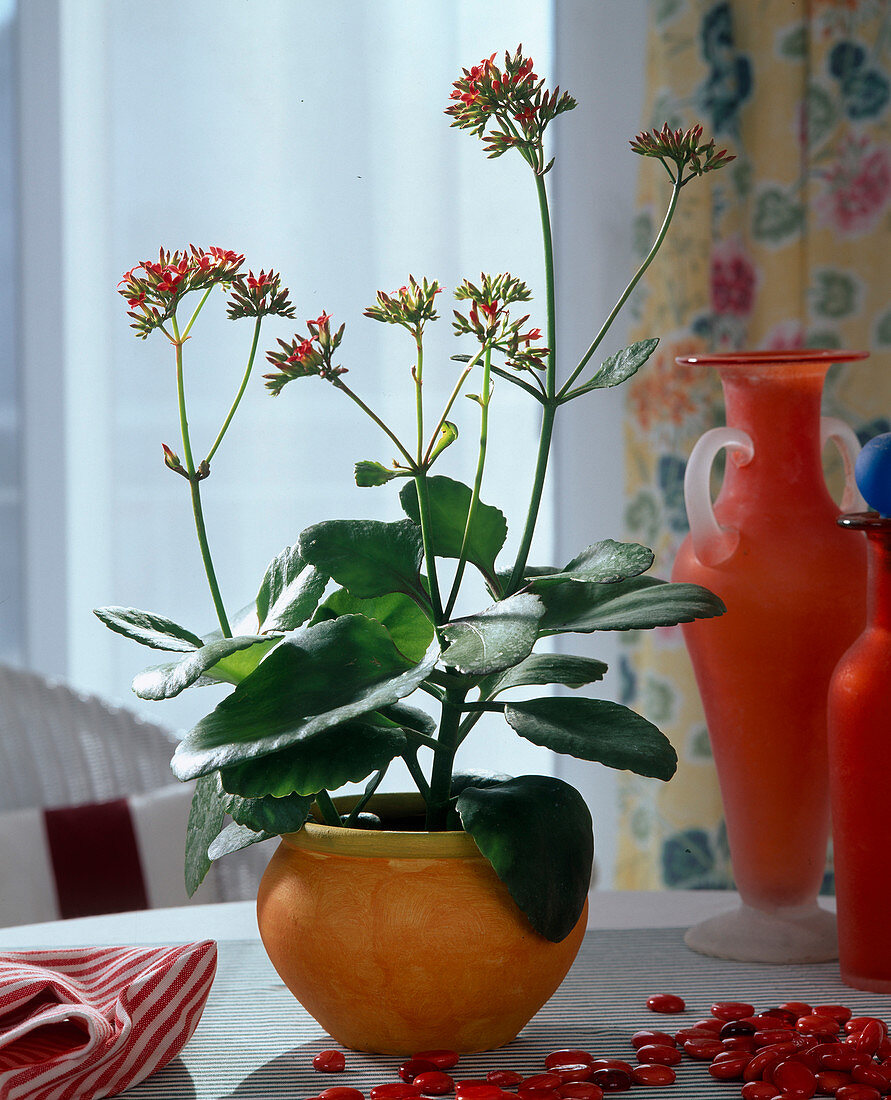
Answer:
xmin=280 ymin=791 xmax=485 ymax=860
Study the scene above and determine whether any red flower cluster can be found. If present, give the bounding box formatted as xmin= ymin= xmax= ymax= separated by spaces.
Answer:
xmin=630 ymin=124 xmax=735 ymax=183
xmin=453 ymin=273 xmax=548 ymax=375
xmin=264 ymin=312 xmax=346 ymax=395
xmin=446 ymin=46 xmax=575 ymax=174
xmin=226 ymin=268 xmax=295 ymax=321
xmin=364 ymin=277 xmax=442 ymax=340
xmin=119 ymin=246 xmax=245 ymax=338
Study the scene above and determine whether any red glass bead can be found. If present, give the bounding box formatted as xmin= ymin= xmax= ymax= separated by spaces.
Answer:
xmin=817 ymin=1071 xmax=853 ymax=1095
xmin=546 ymin=1052 xmax=596 ymax=1070
xmin=314 ymin=1050 xmax=347 ymax=1073
xmin=417 ymin=1052 xmax=461 ymax=1071
xmin=589 ymin=1069 xmax=632 ymax=1093
xmin=632 ymin=1031 xmax=677 ymax=1050
xmin=521 ymin=1075 xmax=562 ymax=1092
xmin=647 ymin=994 xmax=686 ymax=1014
xmin=815 ymin=1006 xmax=854 ymax=1025
xmin=557 ymin=1085 xmax=603 ymax=1100
xmin=414 ymin=1073 xmax=455 ymax=1096
xmin=708 ymin=1055 xmax=750 ymax=1080
xmin=552 ymin=1067 xmax=594 ymax=1084
xmin=635 ymin=1045 xmax=681 ymax=1067
xmin=846 ymin=1020 xmax=888 ymax=1037
xmin=755 ymin=1030 xmax=796 ymax=1047
xmin=856 ymin=1023 xmax=886 ymax=1055
xmin=852 ymin=1065 xmax=889 ymax=1092
xmin=675 ymin=1027 xmax=719 ymax=1043
xmin=712 ymin=1001 xmax=756 ymax=1021
xmin=780 ymin=1004 xmax=815 ymax=1020
xmin=723 ymin=1037 xmax=757 ymax=1053
xmin=487 ymin=1072 xmax=524 ymax=1089
xmin=822 ymin=1050 xmax=871 ymax=1072
xmin=773 ymin=1059 xmax=817 ymax=1099
xmin=517 ymin=1091 xmax=560 ymax=1100
xmin=744 ymin=1049 xmax=784 ymax=1082
xmin=800 ymin=1017 xmax=843 ymax=1038
xmin=371 ymin=1087 xmax=423 ymax=1100
xmin=837 ymin=1088 xmax=882 ymax=1100
xmin=320 ymin=1090 xmax=365 ymax=1100
xmin=589 ymin=1061 xmax=633 ymax=1076
xmin=631 ymin=1065 xmax=675 ymax=1087
xmin=683 ymin=1039 xmax=724 ymax=1061
xmin=693 ymin=1018 xmax=726 ymax=1034
xmin=401 ymin=1060 xmax=439 ymax=1083
xmin=455 ymin=1087 xmax=502 ymax=1100
xmin=742 ymin=1084 xmax=781 ymax=1100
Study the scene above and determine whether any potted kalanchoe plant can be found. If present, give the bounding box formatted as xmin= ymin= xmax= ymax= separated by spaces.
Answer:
xmin=98 ymin=48 xmax=731 ymax=1053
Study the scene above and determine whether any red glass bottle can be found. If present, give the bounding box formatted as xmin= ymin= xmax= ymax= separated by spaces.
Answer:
xmin=672 ymin=351 xmax=868 ymax=963
xmin=828 ymin=507 xmax=891 ymax=991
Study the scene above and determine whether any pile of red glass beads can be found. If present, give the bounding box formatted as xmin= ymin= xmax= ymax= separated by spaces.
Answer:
xmin=308 ymin=994 xmax=891 ymax=1100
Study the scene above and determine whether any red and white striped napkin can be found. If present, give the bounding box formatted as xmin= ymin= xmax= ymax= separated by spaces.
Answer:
xmin=0 ymin=940 xmax=216 ymax=1100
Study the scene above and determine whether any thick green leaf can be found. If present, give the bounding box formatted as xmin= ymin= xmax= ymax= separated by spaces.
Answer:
xmin=255 ymin=545 xmax=327 ymax=632
xmin=132 ymin=634 xmax=270 ymax=700
xmin=224 ymin=789 xmax=315 ymax=834
xmin=299 ymin=518 xmax=428 ymax=606
xmin=527 ymin=540 xmax=654 ymax=589
xmin=313 ymin=588 xmax=434 ymax=663
xmin=355 ymin=460 xmax=408 ymax=486
xmin=441 ymin=593 xmax=544 ymax=675
xmin=218 ymin=718 xmax=408 ymax=798
xmin=208 ymin=821 xmax=274 ymax=860
xmin=482 ymin=653 xmax=608 ymax=697
xmin=538 ymin=575 xmax=726 ymax=635
xmin=564 ymin=338 xmax=659 ymax=398
xmin=504 ymin=696 xmax=678 ymax=780
xmin=184 ymin=774 xmax=227 ymax=896
xmin=378 ymin=702 xmax=437 ymax=737
xmin=171 ymin=615 xmax=439 ymax=779
xmin=457 ymin=776 xmax=593 ymax=942
xmin=399 ymin=476 xmax=507 ymax=585
xmin=93 ymin=606 xmax=203 ymax=652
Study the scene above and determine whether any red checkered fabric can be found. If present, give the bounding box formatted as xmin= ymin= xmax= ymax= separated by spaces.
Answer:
xmin=0 ymin=940 xmax=216 ymax=1099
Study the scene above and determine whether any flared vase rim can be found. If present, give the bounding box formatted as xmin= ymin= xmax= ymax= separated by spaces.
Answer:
xmin=676 ymin=349 xmax=869 ymax=368
xmin=838 ymin=511 xmax=891 ymax=532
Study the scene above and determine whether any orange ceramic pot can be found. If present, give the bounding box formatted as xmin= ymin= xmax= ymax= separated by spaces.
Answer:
xmin=256 ymin=793 xmax=588 ymax=1054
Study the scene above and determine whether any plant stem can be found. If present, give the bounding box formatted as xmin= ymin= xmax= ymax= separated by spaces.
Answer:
xmin=414 ymin=471 xmax=445 ymax=627
xmin=506 ymin=172 xmax=558 ymax=595
xmin=315 ymin=790 xmax=342 ymax=826
xmin=181 ymin=285 xmax=215 ymax=341
xmin=444 ymin=345 xmax=492 ymax=619
xmin=425 ymin=688 xmax=466 ymax=830
xmin=333 ymin=379 xmax=416 ymax=469
xmin=414 ymin=336 xmax=424 ymax=465
xmin=172 ymin=316 xmax=232 ymax=638
xmin=205 ymin=315 xmax=262 ymax=465
xmin=558 ymin=177 xmax=682 ymax=400
xmin=422 ymin=355 xmax=481 ymax=464
xmin=402 ymin=751 xmax=431 ymax=800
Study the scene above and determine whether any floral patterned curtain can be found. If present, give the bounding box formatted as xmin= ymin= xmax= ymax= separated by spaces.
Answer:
xmin=616 ymin=0 xmax=891 ymax=890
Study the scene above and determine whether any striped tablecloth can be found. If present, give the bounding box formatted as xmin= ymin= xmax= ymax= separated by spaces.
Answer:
xmin=124 ymin=927 xmax=890 ymax=1100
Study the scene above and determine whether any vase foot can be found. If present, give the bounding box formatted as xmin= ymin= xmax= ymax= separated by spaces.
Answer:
xmin=684 ymin=901 xmax=837 ymax=963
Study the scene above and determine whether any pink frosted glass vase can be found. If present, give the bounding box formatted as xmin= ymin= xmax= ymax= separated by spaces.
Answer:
xmin=671 ymin=350 xmax=868 ymax=963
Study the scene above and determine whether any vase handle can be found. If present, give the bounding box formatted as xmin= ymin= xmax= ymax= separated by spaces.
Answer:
xmin=684 ymin=427 xmax=755 ymax=567
xmin=821 ymin=416 xmax=864 ymax=513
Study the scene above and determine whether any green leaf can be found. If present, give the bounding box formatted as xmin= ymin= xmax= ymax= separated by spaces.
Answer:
xmin=527 ymin=540 xmax=654 ymax=589
xmin=218 ymin=717 xmax=408 ymax=798
xmin=184 ymin=774 xmax=227 ymax=896
xmin=538 ymin=575 xmax=726 ymax=635
xmin=313 ymin=588 xmax=434 ymax=663
xmin=457 ymin=776 xmax=593 ymax=942
xmin=378 ymin=702 xmax=437 ymax=737
xmin=224 ymin=789 xmax=315 ymax=834
xmin=171 ymin=615 xmax=439 ymax=779
xmin=441 ymin=593 xmax=544 ymax=675
xmin=504 ymin=696 xmax=678 ymax=780
xmin=255 ymin=545 xmax=327 ymax=633
xmin=299 ymin=518 xmax=428 ymax=606
xmin=208 ymin=821 xmax=274 ymax=861
xmin=564 ymin=338 xmax=659 ymax=398
xmin=93 ymin=606 xmax=203 ymax=652
xmin=399 ymin=476 xmax=507 ymax=585
xmin=355 ymin=461 xmax=406 ymax=487
xmin=482 ymin=653 xmax=608 ymax=697
xmin=132 ymin=634 xmax=271 ymax=700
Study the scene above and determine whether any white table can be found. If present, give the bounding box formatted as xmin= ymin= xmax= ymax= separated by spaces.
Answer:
xmin=1 ymin=892 xmax=854 ymax=1100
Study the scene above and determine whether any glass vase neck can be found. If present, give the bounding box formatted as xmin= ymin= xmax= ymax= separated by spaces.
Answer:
xmin=838 ymin=514 xmax=891 ymax=631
